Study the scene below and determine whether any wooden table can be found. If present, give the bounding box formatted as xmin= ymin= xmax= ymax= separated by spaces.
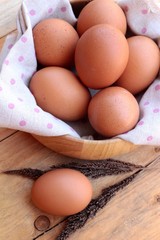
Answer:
xmin=1 ymin=1 xmax=160 ymax=240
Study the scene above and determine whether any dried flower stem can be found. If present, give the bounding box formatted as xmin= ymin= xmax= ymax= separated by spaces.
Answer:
xmin=50 ymin=159 xmax=143 ymax=179
xmin=4 ymin=168 xmax=44 ymax=180
xmin=56 ymin=171 xmax=139 ymax=240
xmin=3 ymin=160 xmax=142 ymax=239
xmin=3 ymin=159 xmax=143 ymax=180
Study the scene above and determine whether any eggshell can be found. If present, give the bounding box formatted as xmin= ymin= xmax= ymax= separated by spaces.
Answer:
xmin=31 ymin=169 xmax=93 ymax=216
xmin=75 ymin=24 xmax=129 ymax=89
xmin=88 ymin=86 xmax=140 ymax=137
xmin=77 ymin=0 xmax=127 ymax=36
xmin=115 ymin=36 xmax=160 ymax=95
xmin=29 ymin=66 xmax=91 ymax=121
xmin=33 ymin=18 xmax=79 ymax=67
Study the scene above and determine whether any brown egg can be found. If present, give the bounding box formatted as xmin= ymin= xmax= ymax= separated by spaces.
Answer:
xmin=33 ymin=18 xmax=79 ymax=67
xmin=115 ymin=36 xmax=160 ymax=95
xmin=88 ymin=86 xmax=140 ymax=137
xmin=77 ymin=0 xmax=127 ymax=36
xmin=31 ymin=169 xmax=93 ymax=216
xmin=29 ymin=66 xmax=91 ymax=121
xmin=75 ymin=24 xmax=129 ymax=89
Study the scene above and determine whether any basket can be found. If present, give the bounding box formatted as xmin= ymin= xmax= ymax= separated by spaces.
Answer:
xmin=1 ymin=0 xmax=160 ymax=160
xmin=32 ymin=0 xmax=142 ymax=159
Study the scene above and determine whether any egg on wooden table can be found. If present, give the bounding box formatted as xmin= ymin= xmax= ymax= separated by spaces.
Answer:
xmin=31 ymin=169 xmax=93 ymax=216
xmin=29 ymin=66 xmax=91 ymax=121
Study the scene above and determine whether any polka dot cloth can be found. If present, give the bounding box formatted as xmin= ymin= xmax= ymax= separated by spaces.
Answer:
xmin=116 ymin=0 xmax=160 ymax=41
xmin=118 ymin=79 xmax=160 ymax=144
xmin=0 ymin=0 xmax=160 ymax=145
xmin=114 ymin=0 xmax=160 ymax=145
xmin=0 ymin=0 xmax=79 ymax=138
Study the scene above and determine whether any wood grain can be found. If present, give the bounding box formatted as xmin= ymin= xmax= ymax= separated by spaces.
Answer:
xmin=0 ymin=132 xmax=158 ymax=238
xmin=33 ymin=134 xmax=141 ymax=160
xmin=0 ymin=128 xmax=17 ymax=141
xmin=0 ymin=0 xmax=85 ymax=38
xmin=0 ymin=132 xmax=65 ymax=240
xmin=0 ymin=0 xmax=88 ymax=38
xmin=1 ymin=1 xmax=160 ymax=240
xmin=64 ymin=157 xmax=160 ymax=240
xmin=0 ymin=0 xmax=22 ymax=37
xmin=37 ymin=158 xmax=160 ymax=240
xmin=0 ymin=131 xmax=160 ymax=240
xmin=0 ymin=34 xmax=6 ymax=49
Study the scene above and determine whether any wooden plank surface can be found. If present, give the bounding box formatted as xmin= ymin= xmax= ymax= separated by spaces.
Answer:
xmin=1 ymin=0 xmax=160 ymax=240
xmin=0 ymin=0 xmax=87 ymax=37
xmin=0 ymin=0 xmax=22 ymax=37
xmin=38 ymin=157 xmax=160 ymax=240
xmin=65 ymin=157 xmax=160 ymax=240
xmin=1 ymin=131 xmax=160 ymax=240
xmin=0 ymin=128 xmax=17 ymax=141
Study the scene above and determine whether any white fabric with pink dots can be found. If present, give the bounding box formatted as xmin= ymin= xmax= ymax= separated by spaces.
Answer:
xmin=115 ymin=0 xmax=160 ymax=145
xmin=116 ymin=0 xmax=160 ymax=41
xmin=0 ymin=0 xmax=79 ymax=138
xmin=0 ymin=0 xmax=160 ymax=145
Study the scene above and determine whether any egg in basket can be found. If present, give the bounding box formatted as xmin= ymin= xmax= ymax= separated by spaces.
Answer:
xmin=0 ymin=0 xmax=160 ymax=160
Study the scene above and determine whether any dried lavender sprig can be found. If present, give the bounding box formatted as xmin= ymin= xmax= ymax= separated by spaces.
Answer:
xmin=4 ymin=167 xmax=110 ymax=180
xmin=51 ymin=159 xmax=142 ymax=171
xmin=50 ymin=159 xmax=143 ymax=179
xmin=56 ymin=172 xmax=139 ymax=240
xmin=3 ymin=159 xmax=143 ymax=180
xmin=4 ymin=168 xmax=44 ymax=180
